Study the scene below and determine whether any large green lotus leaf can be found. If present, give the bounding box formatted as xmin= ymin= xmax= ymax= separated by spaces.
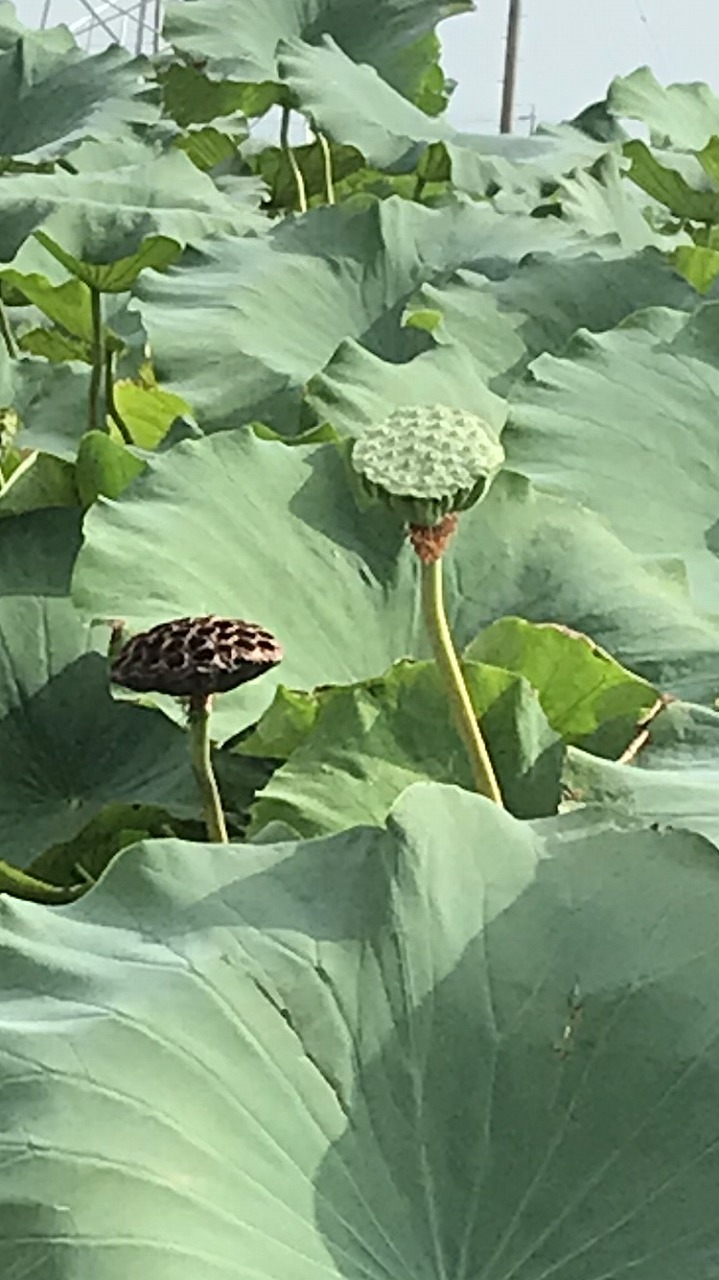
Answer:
xmin=248 ymin=137 xmax=366 ymax=214
xmin=0 ymin=593 xmax=206 ymax=863
xmin=232 ymin=684 xmax=322 ymax=760
xmin=173 ymin=121 xmax=245 ymax=173
xmin=388 ymin=28 xmax=452 ymax=118
xmin=0 ymin=450 xmax=78 ymax=518
xmin=72 ymin=430 xmax=719 ymax=741
xmin=550 ymin=151 xmax=675 ymax=250
xmin=248 ymin=659 xmax=562 ymax=837
xmin=675 ymin=242 xmax=719 ymax=294
xmin=132 ymin=197 xmax=610 ymax=433
xmin=26 ymin=802 xmax=197 ymax=890
xmin=2 ymin=259 xmax=136 ymax=363
xmin=113 ymin=377 xmax=192 ymax=449
xmin=2 ymin=269 xmax=93 ymax=341
xmin=448 ymin=472 xmax=719 ymax=704
xmin=0 ymin=1 xmax=23 ymax=48
xmin=0 ymin=350 xmax=90 ymax=459
xmin=278 ymin=34 xmax=606 ymax=197
xmin=75 ymin=431 xmax=147 ymax=507
xmin=466 ymin=616 xmax=657 ymax=757
xmin=16 ymin=325 xmax=88 ymax=363
xmin=405 ymin=248 xmax=708 ymax=394
xmin=0 ymin=32 xmax=158 ymax=162
xmin=505 ymin=303 xmax=719 ymax=613
xmin=27 ymin=749 xmax=275 ymax=891
xmin=0 ymin=506 xmax=81 ymax=595
xmin=0 ymin=509 xmax=200 ymax=862
xmin=4 ymin=783 xmax=719 ymax=1274
xmin=402 ymin=273 xmax=528 ymax=392
xmin=73 ymin=428 xmax=417 ymax=734
xmin=486 ymin=243 xmax=715 ymax=348
xmin=566 ymin=700 xmax=719 ymax=846
xmin=164 ymin=0 xmax=471 ymax=103
xmin=624 ymin=138 xmax=719 ymax=222
xmin=0 ymin=151 xmax=264 ymax=289
xmin=607 ymin=66 xmax=719 ymax=149
xmin=132 ymin=197 xmax=507 ymax=431
xmin=160 ymin=60 xmax=277 ymax=127
xmin=309 ymin=247 xmax=707 ymax=426
xmin=309 ymin=338 xmax=507 ymax=436
xmin=278 ymin=33 xmax=445 ymax=171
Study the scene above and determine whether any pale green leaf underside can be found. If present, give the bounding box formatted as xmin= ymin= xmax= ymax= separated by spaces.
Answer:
xmin=1 ymin=784 xmax=719 ymax=1276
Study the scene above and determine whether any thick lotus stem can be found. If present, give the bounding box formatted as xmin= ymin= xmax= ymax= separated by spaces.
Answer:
xmin=314 ymin=126 xmax=335 ymax=205
xmin=88 ymin=286 xmax=104 ymax=432
xmin=0 ymin=297 xmax=17 ymax=358
xmin=187 ymin=693 xmax=228 ymax=843
xmin=104 ymin=348 xmax=133 ymax=444
xmin=280 ymin=105 xmax=308 ymax=214
xmin=420 ymin=553 xmax=504 ymax=806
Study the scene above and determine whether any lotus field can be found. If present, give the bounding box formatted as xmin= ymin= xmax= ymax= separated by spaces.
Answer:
xmin=3 ymin=0 xmax=719 ymax=1273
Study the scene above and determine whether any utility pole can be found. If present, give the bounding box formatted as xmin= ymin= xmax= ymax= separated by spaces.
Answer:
xmin=499 ymin=0 xmax=522 ymax=134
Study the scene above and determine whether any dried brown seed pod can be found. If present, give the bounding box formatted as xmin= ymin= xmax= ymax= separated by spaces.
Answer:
xmin=110 ymin=615 xmax=283 ymax=697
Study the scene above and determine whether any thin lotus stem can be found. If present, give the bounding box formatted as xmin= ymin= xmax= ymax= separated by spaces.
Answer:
xmin=314 ymin=126 xmax=335 ymax=205
xmin=187 ymin=693 xmax=229 ymax=843
xmin=421 ymin=557 xmax=504 ymax=805
xmin=0 ymin=297 xmax=18 ymax=358
xmin=280 ymin=105 xmax=308 ymax=214
xmin=88 ymin=286 xmax=104 ymax=432
xmin=104 ymin=347 xmax=133 ymax=444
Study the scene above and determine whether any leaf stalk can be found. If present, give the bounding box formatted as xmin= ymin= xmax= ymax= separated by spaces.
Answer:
xmin=420 ymin=557 xmax=504 ymax=805
xmin=280 ymin=105 xmax=308 ymax=214
xmin=88 ymin=286 xmax=104 ymax=432
xmin=187 ymin=693 xmax=229 ymax=843
xmin=104 ymin=347 xmax=133 ymax=444
xmin=0 ymin=296 xmax=18 ymax=358
xmin=314 ymin=127 xmax=336 ymax=205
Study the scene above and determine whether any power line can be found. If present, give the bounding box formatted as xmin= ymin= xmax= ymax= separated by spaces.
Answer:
xmin=632 ymin=0 xmax=669 ymax=76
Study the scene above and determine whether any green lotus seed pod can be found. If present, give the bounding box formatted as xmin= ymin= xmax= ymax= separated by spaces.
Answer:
xmin=351 ymin=404 xmax=505 ymax=526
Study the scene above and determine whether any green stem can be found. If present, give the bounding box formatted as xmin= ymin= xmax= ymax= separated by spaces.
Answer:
xmin=187 ymin=694 xmax=229 ymax=843
xmin=0 ymin=858 xmax=84 ymax=903
xmin=88 ymin=286 xmax=104 ymax=432
xmin=104 ymin=347 xmax=133 ymax=444
xmin=412 ymin=174 xmax=427 ymax=203
xmin=421 ymin=557 xmax=504 ymax=805
xmin=0 ymin=297 xmax=18 ymax=358
xmin=314 ymin=126 xmax=335 ymax=205
xmin=280 ymin=105 xmax=308 ymax=214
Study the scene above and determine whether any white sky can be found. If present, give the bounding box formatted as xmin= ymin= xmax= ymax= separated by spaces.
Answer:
xmin=442 ymin=0 xmax=719 ymax=131
xmin=15 ymin=0 xmax=719 ymax=133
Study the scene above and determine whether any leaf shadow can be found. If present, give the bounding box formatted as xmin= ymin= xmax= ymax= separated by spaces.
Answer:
xmin=288 ymin=443 xmax=408 ymax=587
xmin=311 ymin=833 xmax=719 ymax=1279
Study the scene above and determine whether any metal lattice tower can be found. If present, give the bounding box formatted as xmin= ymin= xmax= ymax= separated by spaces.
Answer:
xmin=37 ymin=0 xmax=164 ymax=55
